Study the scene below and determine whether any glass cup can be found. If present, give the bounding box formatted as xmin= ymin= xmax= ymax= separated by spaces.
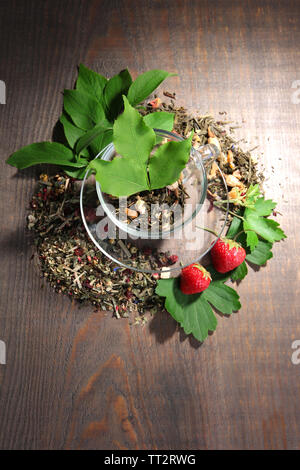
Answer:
xmin=80 ymin=129 xmax=228 ymax=274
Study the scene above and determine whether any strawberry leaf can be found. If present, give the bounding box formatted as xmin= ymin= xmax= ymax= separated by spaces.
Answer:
xmin=252 ymin=197 xmax=277 ymax=216
xmin=244 ymin=184 xmax=260 ymax=208
xmin=246 ymin=240 xmax=273 ymax=265
xmin=243 ymin=192 xmax=286 ymax=245
xmin=156 ymin=276 xmax=241 ymax=342
xmin=226 ymin=213 xmax=243 ymax=238
xmin=244 ymin=220 xmax=259 ymax=250
xmin=231 ymin=261 xmax=248 ymax=281
xmin=202 ymin=281 xmax=241 ymax=314
xmin=155 ymin=278 xmax=217 ymax=342
xmin=243 ymin=211 xmax=286 ymax=244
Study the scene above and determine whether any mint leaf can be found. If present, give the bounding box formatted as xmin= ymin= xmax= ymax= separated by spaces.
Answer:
xmin=89 ymin=128 xmax=113 ymax=156
xmin=103 ymin=69 xmax=132 ymax=121
xmin=231 ymin=261 xmax=248 ymax=281
xmin=143 ymin=111 xmax=174 ymax=132
xmin=64 ymin=164 xmax=89 ymax=180
xmin=148 ymin=133 xmax=193 ymax=189
xmin=60 ymin=112 xmax=86 ymax=149
xmin=90 ymin=98 xmax=193 ymax=196
xmin=156 ymin=276 xmax=241 ymax=342
xmin=6 ymin=142 xmax=85 ymax=169
xmin=127 ymin=70 xmax=176 ymax=107
xmin=113 ymin=96 xmax=155 ymax=178
xmin=76 ymin=64 xmax=107 ymax=103
xmin=89 ymin=96 xmax=155 ymax=196
xmin=75 ymin=124 xmax=112 ymax=155
xmin=246 ymin=240 xmax=273 ymax=265
xmin=63 ymin=89 xmax=105 ymax=130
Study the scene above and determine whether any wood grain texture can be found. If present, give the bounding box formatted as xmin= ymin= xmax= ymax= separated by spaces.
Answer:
xmin=0 ymin=0 xmax=300 ymax=450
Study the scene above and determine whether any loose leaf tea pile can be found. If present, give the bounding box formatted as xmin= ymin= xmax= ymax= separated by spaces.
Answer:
xmin=28 ymin=173 xmax=164 ymax=322
xmin=9 ymin=65 xmax=285 ymax=341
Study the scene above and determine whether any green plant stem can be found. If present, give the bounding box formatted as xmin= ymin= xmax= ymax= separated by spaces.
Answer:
xmin=195 ymin=226 xmax=218 ymax=237
xmin=233 ymin=229 xmax=256 ymax=241
xmin=213 ymin=202 xmax=245 ymax=221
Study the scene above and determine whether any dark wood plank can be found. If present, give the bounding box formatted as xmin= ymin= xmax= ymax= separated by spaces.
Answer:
xmin=0 ymin=0 xmax=300 ymax=450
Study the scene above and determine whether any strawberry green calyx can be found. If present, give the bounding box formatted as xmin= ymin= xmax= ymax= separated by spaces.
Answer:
xmin=220 ymin=237 xmax=242 ymax=250
xmin=193 ymin=263 xmax=212 ymax=280
xmin=180 ymin=263 xmax=212 ymax=295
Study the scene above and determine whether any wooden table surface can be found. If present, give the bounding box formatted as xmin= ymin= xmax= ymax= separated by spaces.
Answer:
xmin=0 ymin=0 xmax=299 ymax=450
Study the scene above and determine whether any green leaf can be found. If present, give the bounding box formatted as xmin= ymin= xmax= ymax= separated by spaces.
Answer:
xmin=226 ymin=213 xmax=243 ymax=238
xmin=244 ymin=220 xmax=259 ymax=251
xmin=202 ymin=281 xmax=241 ymax=314
xmin=241 ymin=189 xmax=286 ymax=245
xmin=64 ymin=164 xmax=88 ymax=180
xmin=231 ymin=261 xmax=248 ymax=281
xmin=75 ymin=124 xmax=112 ymax=155
xmin=76 ymin=64 xmax=107 ymax=103
xmin=6 ymin=142 xmax=85 ymax=169
xmin=245 ymin=184 xmax=260 ymax=200
xmin=244 ymin=184 xmax=260 ymax=208
xmin=182 ymin=296 xmax=217 ymax=342
xmin=243 ymin=210 xmax=286 ymax=244
xmin=246 ymin=240 xmax=273 ymax=265
xmin=127 ymin=69 xmax=176 ymax=107
xmin=89 ymin=158 xmax=149 ymax=196
xmin=63 ymin=89 xmax=105 ymax=130
xmin=89 ymin=128 xmax=113 ymax=156
xmin=148 ymin=133 xmax=193 ymax=190
xmin=156 ymin=276 xmax=241 ymax=342
xmin=155 ymin=278 xmax=217 ymax=342
xmin=252 ymin=197 xmax=277 ymax=216
xmin=60 ymin=112 xmax=86 ymax=149
xmin=89 ymin=96 xmax=155 ymax=196
xmin=143 ymin=111 xmax=174 ymax=132
xmin=103 ymin=69 xmax=132 ymax=121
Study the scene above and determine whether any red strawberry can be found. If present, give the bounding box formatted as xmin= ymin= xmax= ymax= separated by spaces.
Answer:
xmin=211 ymin=238 xmax=246 ymax=273
xmin=180 ymin=263 xmax=211 ymax=295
